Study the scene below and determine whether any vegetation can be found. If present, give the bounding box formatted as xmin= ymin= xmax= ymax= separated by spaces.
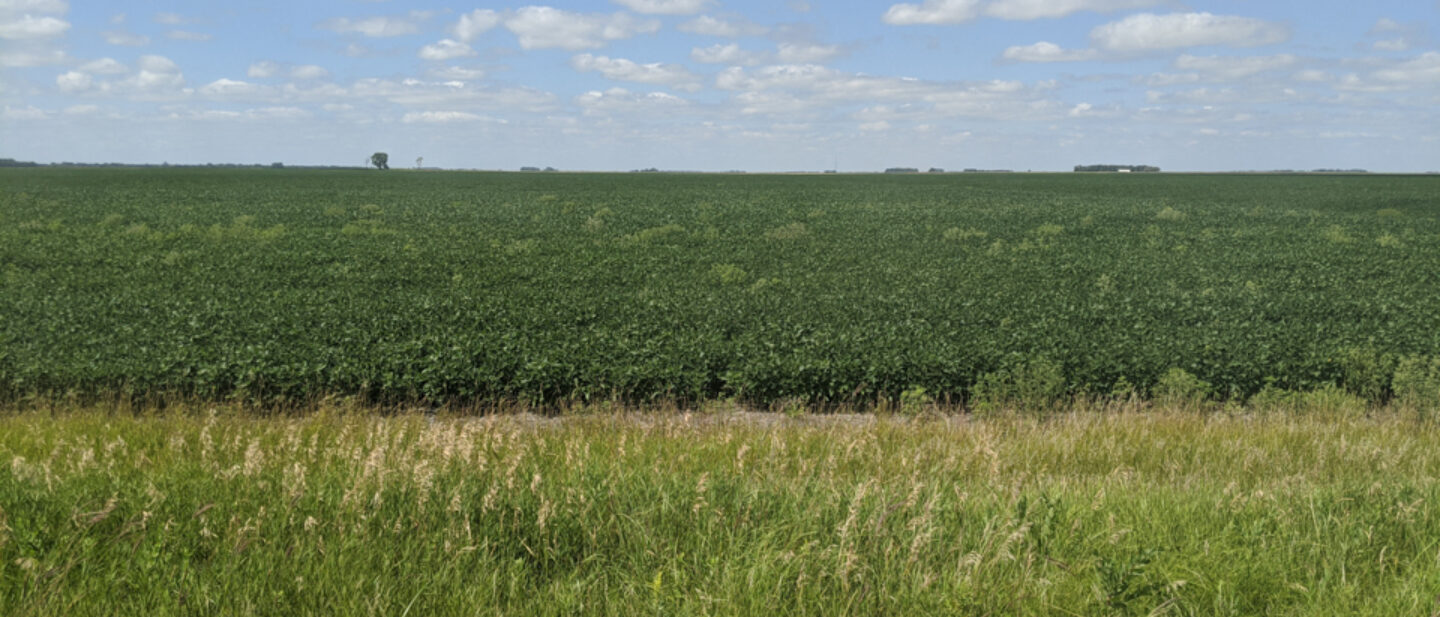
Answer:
xmin=2 ymin=168 xmax=1438 ymax=407
xmin=1073 ymin=165 xmax=1161 ymax=172
xmin=2 ymin=402 xmax=1439 ymax=616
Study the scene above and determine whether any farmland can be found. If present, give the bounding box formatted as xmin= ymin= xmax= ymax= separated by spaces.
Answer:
xmin=3 ymin=168 xmax=1438 ymax=407
xmin=5 ymin=169 xmax=1440 ymax=615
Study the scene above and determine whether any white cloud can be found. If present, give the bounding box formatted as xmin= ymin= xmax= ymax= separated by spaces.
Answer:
xmin=319 ymin=13 xmax=428 ymax=38
xmin=1373 ymin=52 xmax=1440 ymax=85
xmin=1366 ymin=18 xmax=1423 ymax=53
xmin=153 ymin=12 xmax=184 ymax=25
xmin=678 ymin=15 xmax=768 ymax=37
xmin=611 ymin=0 xmax=711 ymax=15
xmin=80 ymin=57 xmax=126 ymax=74
xmin=419 ymin=39 xmax=476 ymax=61
xmin=576 ymin=87 xmax=687 ymax=114
xmin=102 ymin=30 xmax=148 ymax=46
xmin=132 ymin=54 xmax=184 ymax=90
xmin=691 ymin=43 xmax=767 ymax=65
xmin=186 ymin=106 xmax=311 ymax=122
xmin=775 ymin=42 xmax=842 ymax=64
xmin=428 ymin=65 xmax=486 ymax=81
xmin=245 ymin=106 xmax=309 ymax=121
xmin=199 ymin=78 xmax=260 ymax=97
xmin=63 ymin=104 xmax=98 ymax=115
xmin=451 ymin=9 xmax=499 ymax=42
xmin=504 ymin=7 xmax=659 ymax=51
xmin=2 ymin=105 xmax=49 ymax=120
xmin=1 ymin=48 xmax=64 ymax=65
xmin=715 ymin=64 xmax=1057 ymax=121
xmin=1172 ymin=54 xmax=1297 ymax=80
xmin=984 ymin=0 xmax=1158 ymax=20
xmin=0 ymin=0 xmax=68 ymax=14
xmin=882 ymin=0 xmax=983 ymax=25
xmin=1091 ymin=13 xmax=1288 ymax=52
xmin=402 ymin=110 xmax=503 ymax=124
xmin=248 ymin=60 xmax=279 ymax=78
xmin=290 ymin=64 xmax=329 ymax=80
xmin=166 ymin=30 xmax=212 ymax=42
xmin=1001 ymin=41 xmax=1098 ymax=62
xmin=571 ymin=53 xmax=700 ymax=91
xmin=55 ymin=70 xmax=89 ymax=91
xmin=0 ymin=14 xmax=68 ymax=38
xmin=350 ymin=77 xmax=557 ymax=111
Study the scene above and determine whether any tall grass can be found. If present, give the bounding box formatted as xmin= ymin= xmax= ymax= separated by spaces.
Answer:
xmin=2 ymin=402 xmax=1439 ymax=616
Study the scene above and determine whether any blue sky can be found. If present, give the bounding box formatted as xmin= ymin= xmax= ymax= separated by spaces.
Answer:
xmin=2 ymin=0 xmax=1437 ymax=171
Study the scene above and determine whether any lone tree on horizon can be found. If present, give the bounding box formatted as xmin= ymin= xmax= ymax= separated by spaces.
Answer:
xmin=371 ymin=152 xmax=389 ymax=170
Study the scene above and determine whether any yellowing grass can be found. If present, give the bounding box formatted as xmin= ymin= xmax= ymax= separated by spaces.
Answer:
xmin=2 ymin=404 xmax=1439 ymax=615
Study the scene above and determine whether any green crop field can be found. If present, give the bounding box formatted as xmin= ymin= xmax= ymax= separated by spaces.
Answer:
xmin=5 ymin=169 xmax=1440 ymax=616
xmin=3 ymin=168 xmax=1438 ymax=407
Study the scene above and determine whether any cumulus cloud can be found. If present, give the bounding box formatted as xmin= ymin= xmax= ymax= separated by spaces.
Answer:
xmin=504 ymin=7 xmax=659 ymax=50
xmin=56 ymin=69 xmax=89 ymax=91
xmin=1172 ymin=54 xmax=1296 ymax=80
xmin=80 ymin=57 xmax=127 ymax=74
xmin=678 ymin=15 xmax=768 ymax=37
xmin=402 ymin=110 xmax=504 ymax=124
xmin=984 ymin=0 xmax=1158 ymax=20
xmin=0 ymin=14 xmax=68 ymax=38
xmin=1001 ymin=41 xmax=1098 ymax=62
xmin=166 ymin=30 xmax=212 ymax=41
xmin=419 ymin=39 xmax=476 ymax=61
xmin=775 ymin=42 xmax=842 ymax=63
xmin=290 ymin=64 xmax=329 ymax=80
xmin=0 ymin=0 xmax=69 ymax=14
xmin=247 ymin=60 xmax=279 ymax=78
xmin=1091 ymin=13 xmax=1288 ymax=52
xmin=691 ymin=43 xmax=767 ymax=65
xmin=55 ymin=57 xmax=130 ymax=92
xmin=428 ymin=65 xmax=486 ymax=81
xmin=714 ymin=63 xmax=1056 ymax=121
xmin=612 ymin=0 xmax=712 ymax=14
xmin=882 ymin=0 xmax=982 ymax=25
xmin=102 ymin=30 xmax=148 ymax=46
xmin=1373 ymin=51 xmax=1440 ymax=85
xmin=1366 ymin=18 xmax=1425 ymax=52
xmin=319 ymin=12 xmax=429 ymax=38
xmin=1 ymin=105 xmax=49 ymax=120
xmin=576 ymin=87 xmax=687 ymax=114
xmin=1 ymin=49 xmax=65 ymax=66
xmin=131 ymin=54 xmax=184 ymax=90
xmin=451 ymin=9 xmax=499 ymax=42
xmin=571 ymin=53 xmax=700 ymax=91
xmin=153 ymin=12 xmax=184 ymax=25
xmin=198 ymin=77 xmax=260 ymax=97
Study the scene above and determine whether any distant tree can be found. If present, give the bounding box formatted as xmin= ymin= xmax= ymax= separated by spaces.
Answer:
xmin=371 ymin=152 xmax=389 ymax=170
xmin=416 ymin=156 xmax=423 ymax=169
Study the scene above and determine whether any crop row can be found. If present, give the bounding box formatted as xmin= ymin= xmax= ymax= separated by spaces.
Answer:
xmin=2 ymin=169 xmax=1438 ymax=406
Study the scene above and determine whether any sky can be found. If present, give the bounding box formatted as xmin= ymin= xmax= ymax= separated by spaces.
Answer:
xmin=1 ymin=0 xmax=1437 ymax=172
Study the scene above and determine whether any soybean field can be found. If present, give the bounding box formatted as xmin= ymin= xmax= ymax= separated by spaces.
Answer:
xmin=2 ymin=168 xmax=1438 ymax=406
